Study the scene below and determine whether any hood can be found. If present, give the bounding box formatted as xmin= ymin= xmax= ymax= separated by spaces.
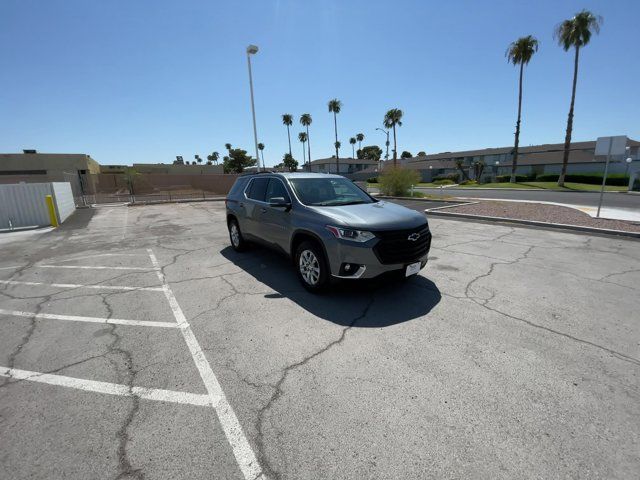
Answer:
xmin=308 ymin=201 xmax=427 ymax=231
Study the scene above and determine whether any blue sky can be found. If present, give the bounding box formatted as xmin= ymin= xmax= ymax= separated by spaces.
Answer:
xmin=1 ymin=0 xmax=638 ymax=167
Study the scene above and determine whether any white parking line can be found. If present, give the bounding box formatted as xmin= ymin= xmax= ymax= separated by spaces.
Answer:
xmin=56 ymin=253 xmax=144 ymax=262
xmin=0 ymin=280 xmax=164 ymax=292
xmin=147 ymin=249 xmax=266 ymax=480
xmin=39 ymin=265 xmax=155 ymax=271
xmin=0 ymin=309 xmax=179 ymax=329
xmin=1 ymin=367 xmax=214 ymax=407
xmin=0 ymin=265 xmax=22 ymax=270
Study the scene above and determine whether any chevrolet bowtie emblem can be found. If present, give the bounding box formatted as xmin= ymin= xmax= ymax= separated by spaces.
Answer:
xmin=407 ymin=233 xmax=421 ymax=241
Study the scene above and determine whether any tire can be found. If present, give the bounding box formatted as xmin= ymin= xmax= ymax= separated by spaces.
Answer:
xmin=294 ymin=240 xmax=329 ymax=292
xmin=228 ymin=218 xmax=247 ymax=252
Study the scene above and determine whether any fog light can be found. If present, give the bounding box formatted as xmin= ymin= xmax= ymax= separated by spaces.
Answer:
xmin=345 ymin=264 xmax=351 ymax=271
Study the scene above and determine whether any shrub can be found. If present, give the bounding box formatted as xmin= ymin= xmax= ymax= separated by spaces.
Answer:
xmin=378 ymin=167 xmax=421 ymax=196
xmin=367 ymin=177 xmax=378 ymax=183
xmin=496 ymin=174 xmax=534 ymax=183
xmin=433 ymin=173 xmax=460 ymax=182
xmin=535 ymin=173 xmax=629 ymax=186
xmin=433 ymin=178 xmax=454 ymax=185
xmin=460 ymin=179 xmax=477 ymax=186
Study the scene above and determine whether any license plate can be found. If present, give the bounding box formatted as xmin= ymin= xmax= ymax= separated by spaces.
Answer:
xmin=405 ymin=261 xmax=421 ymax=277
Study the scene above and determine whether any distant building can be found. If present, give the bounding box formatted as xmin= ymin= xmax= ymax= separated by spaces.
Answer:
xmin=0 ymin=150 xmax=101 ymax=195
xmin=131 ymin=163 xmax=224 ymax=174
xmin=396 ymin=138 xmax=640 ymax=182
xmin=308 ymin=157 xmax=379 ymax=175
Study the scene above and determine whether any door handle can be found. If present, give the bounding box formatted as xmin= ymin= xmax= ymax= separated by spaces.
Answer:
xmin=260 ymin=207 xmax=267 ymax=213
xmin=239 ymin=202 xmax=244 ymax=207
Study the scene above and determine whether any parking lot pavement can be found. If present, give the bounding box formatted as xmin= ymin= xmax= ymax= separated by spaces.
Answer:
xmin=1 ymin=202 xmax=639 ymax=479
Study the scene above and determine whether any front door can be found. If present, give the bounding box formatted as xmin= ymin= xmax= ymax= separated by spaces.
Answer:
xmin=260 ymin=178 xmax=293 ymax=251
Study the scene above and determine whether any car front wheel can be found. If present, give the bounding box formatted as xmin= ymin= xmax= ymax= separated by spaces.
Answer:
xmin=295 ymin=241 xmax=329 ymax=292
xmin=228 ymin=218 xmax=247 ymax=252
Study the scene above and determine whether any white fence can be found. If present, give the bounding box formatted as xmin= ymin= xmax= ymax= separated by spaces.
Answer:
xmin=0 ymin=182 xmax=76 ymax=230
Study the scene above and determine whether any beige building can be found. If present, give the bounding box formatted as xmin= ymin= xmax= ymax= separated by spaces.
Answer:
xmin=0 ymin=150 xmax=101 ymax=195
xmin=131 ymin=163 xmax=224 ymax=174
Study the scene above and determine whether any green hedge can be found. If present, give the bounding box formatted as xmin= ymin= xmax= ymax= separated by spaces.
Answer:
xmin=535 ymin=173 xmax=630 ymax=186
xmin=433 ymin=173 xmax=460 ymax=182
xmin=433 ymin=178 xmax=455 ymax=185
xmin=496 ymin=174 xmax=535 ymax=183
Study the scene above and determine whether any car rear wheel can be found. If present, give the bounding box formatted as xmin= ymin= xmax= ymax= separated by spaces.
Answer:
xmin=295 ymin=241 xmax=328 ymax=292
xmin=228 ymin=218 xmax=247 ymax=252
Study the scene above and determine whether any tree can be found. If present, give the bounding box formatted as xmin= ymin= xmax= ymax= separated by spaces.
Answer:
xmin=223 ymin=148 xmax=257 ymax=173
xmin=225 ymin=143 xmax=232 ymax=153
xmin=207 ymin=151 xmax=220 ymax=165
xmin=383 ymin=108 xmax=403 ymax=167
xmin=473 ymin=159 xmax=486 ymax=181
xmin=328 ymin=98 xmax=342 ymax=171
xmin=455 ymin=158 xmax=469 ymax=181
xmin=257 ymin=143 xmax=265 ymax=168
xmin=173 ymin=155 xmax=184 ymax=165
xmin=554 ymin=10 xmax=602 ymax=187
xmin=417 ymin=151 xmax=427 ymax=157
xmin=123 ymin=167 xmax=140 ymax=195
xmin=356 ymin=133 xmax=364 ymax=151
xmin=282 ymin=114 xmax=293 ymax=156
xmin=358 ymin=145 xmax=383 ymax=161
xmin=401 ymin=151 xmax=412 ymax=159
xmin=349 ymin=137 xmax=357 ymax=158
xmin=300 ymin=113 xmax=312 ymax=164
xmin=195 ymin=154 xmax=203 ymax=164
xmin=298 ymin=132 xmax=307 ymax=167
xmin=506 ymin=35 xmax=539 ymax=183
xmin=282 ymin=153 xmax=298 ymax=172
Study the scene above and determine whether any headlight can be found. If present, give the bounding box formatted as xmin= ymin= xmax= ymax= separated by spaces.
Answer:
xmin=325 ymin=225 xmax=375 ymax=243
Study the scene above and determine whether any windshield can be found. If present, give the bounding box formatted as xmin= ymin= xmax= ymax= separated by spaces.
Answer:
xmin=288 ymin=177 xmax=374 ymax=206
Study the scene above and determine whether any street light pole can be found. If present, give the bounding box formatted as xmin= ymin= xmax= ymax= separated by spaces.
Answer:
xmin=376 ymin=127 xmax=389 ymax=170
xmin=246 ymin=45 xmax=262 ymax=171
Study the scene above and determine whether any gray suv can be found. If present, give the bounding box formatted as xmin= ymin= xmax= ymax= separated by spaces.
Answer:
xmin=225 ymin=173 xmax=431 ymax=291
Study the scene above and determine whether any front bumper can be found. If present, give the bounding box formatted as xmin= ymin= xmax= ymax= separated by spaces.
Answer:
xmin=325 ymin=237 xmax=430 ymax=280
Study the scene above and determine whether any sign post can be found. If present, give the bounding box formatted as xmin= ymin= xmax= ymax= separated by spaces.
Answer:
xmin=594 ymin=136 xmax=627 ymax=218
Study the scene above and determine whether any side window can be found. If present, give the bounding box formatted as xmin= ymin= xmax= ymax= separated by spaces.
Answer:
xmin=246 ymin=177 xmax=269 ymax=201
xmin=265 ymin=179 xmax=291 ymax=203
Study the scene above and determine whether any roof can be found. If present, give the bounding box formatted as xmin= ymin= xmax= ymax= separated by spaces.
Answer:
xmin=242 ymin=172 xmax=344 ymax=179
xmin=309 ymin=157 xmax=379 ymax=165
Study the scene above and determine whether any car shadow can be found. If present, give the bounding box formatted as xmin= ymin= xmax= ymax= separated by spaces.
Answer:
xmin=220 ymin=245 xmax=441 ymax=328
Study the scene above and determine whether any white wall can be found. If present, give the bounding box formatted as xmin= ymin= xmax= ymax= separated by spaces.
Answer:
xmin=0 ymin=182 xmax=76 ymax=230
xmin=51 ymin=182 xmax=75 ymax=223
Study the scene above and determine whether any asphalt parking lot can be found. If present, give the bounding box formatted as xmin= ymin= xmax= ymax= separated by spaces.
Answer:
xmin=1 ymin=201 xmax=639 ymax=479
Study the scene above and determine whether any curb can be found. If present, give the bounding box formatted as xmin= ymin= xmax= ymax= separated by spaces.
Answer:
xmin=376 ymin=196 xmax=464 ymax=204
xmin=415 ymin=187 xmax=626 ymax=193
xmin=127 ymin=198 xmax=226 ymax=207
xmin=425 ymin=210 xmax=640 ymax=239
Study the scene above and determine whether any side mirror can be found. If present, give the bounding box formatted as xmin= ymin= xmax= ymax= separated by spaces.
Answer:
xmin=268 ymin=197 xmax=291 ymax=210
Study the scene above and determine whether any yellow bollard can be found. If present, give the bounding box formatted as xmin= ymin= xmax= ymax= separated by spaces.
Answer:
xmin=46 ymin=195 xmax=59 ymax=227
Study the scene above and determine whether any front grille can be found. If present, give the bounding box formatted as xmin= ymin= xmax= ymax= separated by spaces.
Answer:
xmin=373 ymin=223 xmax=431 ymax=265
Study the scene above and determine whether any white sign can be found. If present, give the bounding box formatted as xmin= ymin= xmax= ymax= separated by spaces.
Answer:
xmin=595 ymin=136 xmax=627 ymax=157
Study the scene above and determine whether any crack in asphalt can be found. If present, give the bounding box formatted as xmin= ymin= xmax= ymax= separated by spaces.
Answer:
xmin=253 ymin=297 xmax=375 ymax=480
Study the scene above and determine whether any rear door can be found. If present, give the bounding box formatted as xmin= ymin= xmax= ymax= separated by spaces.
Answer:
xmin=259 ymin=178 xmax=293 ymax=251
xmin=242 ymin=177 xmax=269 ymax=238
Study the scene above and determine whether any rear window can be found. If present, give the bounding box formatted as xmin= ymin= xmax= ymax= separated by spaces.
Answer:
xmin=246 ymin=177 xmax=269 ymax=201
xmin=227 ymin=178 xmax=249 ymax=198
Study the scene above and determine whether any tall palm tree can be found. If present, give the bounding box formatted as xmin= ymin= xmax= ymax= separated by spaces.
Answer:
xmin=298 ymin=132 xmax=308 ymax=167
xmin=300 ymin=113 xmax=312 ymax=164
xmin=356 ymin=133 xmax=364 ymax=154
xmin=383 ymin=108 xmax=403 ymax=167
xmin=349 ymin=137 xmax=357 ymax=158
xmin=207 ymin=151 xmax=219 ymax=165
xmin=225 ymin=143 xmax=232 ymax=159
xmin=554 ymin=10 xmax=603 ymax=187
xmin=506 ymin=35 xmax=539 ymax=183
xmin=328 ymin=99 xmax=342 ymax=172
xmin=258 ymin=143 xmax=265 ymax=168
xmin=281 ymin=114 xmax=293 ymax=156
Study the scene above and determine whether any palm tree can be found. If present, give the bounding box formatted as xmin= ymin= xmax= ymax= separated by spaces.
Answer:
xmin=300 ymin=113 xmax=312 ymax=164
xmin=356 ymin=133 xmax=364 ymax=154
xmin=207 ymin=151 xmax=220 ymax=165
xmin=349 ymin=137 xmax=357 ymax=158
xmin=554 ymin=10 xmax=603 ymax=187
xmin=383 ymin=108 xmax=403 ymax=167
xmin=506 ymin=35 xmax=539 ymax=183
xmin=282 ymin=114 xmax=293 ymax=156
xmin=258 ymin=143 xmax=265 ymax=168
xmin=298 ymin=132 xmax=308 ymax=167
xmin=328 ymin=99 xmax=342 ymax=172
xmin=195 ymin=154 xmax=203 ymax=164
xmin=225 ymin=143 xmax=232 ymax=160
